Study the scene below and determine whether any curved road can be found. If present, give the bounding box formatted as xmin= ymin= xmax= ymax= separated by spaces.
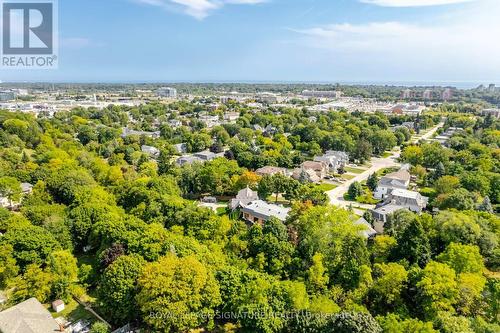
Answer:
xmin=326 ymin=122 xmax=444 ymax=213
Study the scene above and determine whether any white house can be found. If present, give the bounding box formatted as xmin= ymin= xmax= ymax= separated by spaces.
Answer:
xmin=385 ymin=188 xmax=428 ymax=213
xmin=374 ymin=168 xmax=411 ymax=199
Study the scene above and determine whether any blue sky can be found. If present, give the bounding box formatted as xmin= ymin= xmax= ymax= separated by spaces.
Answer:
xmin=1 ymin=0 xmax=500 ymax=84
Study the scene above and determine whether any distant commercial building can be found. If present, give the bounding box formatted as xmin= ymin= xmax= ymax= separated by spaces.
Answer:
xmin=121 ymin=128 xmax=161 ymax=139
xmin=481 ymin=108 xmax=500 ymax=119
xmin=156 ymin=87 xmax=177 ymax=98
xmin=0 ymin=90 xmax=16 ymax=101
xmin=256 ymin=92 xmax=278 ymax=104
xmin=301 ymin=90 xmax=342 ymax=99
xmin=488 ymin=84 xmax=496 ymax=92
xmin=391 ymin=103 xmax=426 ymax=116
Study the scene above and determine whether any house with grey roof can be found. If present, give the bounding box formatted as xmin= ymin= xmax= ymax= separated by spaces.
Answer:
xmin=121 ymin=127 xmax=160 ymax=139
xmin=355 ymin=217 xmax=377 ymax=239
xmin=374 ymin=167 xmax=411 ymax=199
xmin=168 ymin=119 xmax=182 ymax=128
xmin=314 ymin=151 xmax=349 ymax=173
xmin=193 ymin=150 xmax=217 ymax=161
xmin=173 ymin=143 xmax=187 ymax=154
xmin=371 ymin=189 xmax=428 ymax=223
xmin=371 ymin=203 xmax=408 ymax=223
xmin=141 ymin=145 xmax=160 ymax=158
xmin=0 ymin=298 xmax=64 ymax=333
xmin=385 ymin=188 xmax=428 ymax=213
xmin=241 ymin=200 xmax=290 ymax=224
xmin=230 ymin=187 xmax=259 ymax=210
xmin=176 ymin=155 xmax=202 ymax=166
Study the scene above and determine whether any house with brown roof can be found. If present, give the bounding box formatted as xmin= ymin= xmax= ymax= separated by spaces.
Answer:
xmin=255 ymin=166 xmax=289 ymax=177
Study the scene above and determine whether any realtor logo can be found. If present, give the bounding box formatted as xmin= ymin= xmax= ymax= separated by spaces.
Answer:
xmin=1 ymin=0 xmax=58 ymax=68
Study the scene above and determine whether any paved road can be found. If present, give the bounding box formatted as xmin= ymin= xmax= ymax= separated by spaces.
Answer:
xmin=326 ymin=154 xmax=400 ymax=211
xmin=411 ymin=122 xmax=444 ymax=144
xmin=326 ymin=122 xmax=444 ymax=212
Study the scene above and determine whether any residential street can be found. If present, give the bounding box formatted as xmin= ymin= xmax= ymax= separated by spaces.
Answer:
xmin=326 ymin=122 xmax=444 ymax=213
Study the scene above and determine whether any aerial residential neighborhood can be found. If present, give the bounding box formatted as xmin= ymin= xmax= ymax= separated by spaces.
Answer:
xmin=0 ymin=0 xmax=498 ymax=333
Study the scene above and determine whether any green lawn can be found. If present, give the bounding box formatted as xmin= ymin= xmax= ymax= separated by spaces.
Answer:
xmin=316 ymin=183 xmax=337 ymax=192
xmin=377 ymin=167 xmax=399 ymax=177
xmin=344 ymin=166 xmax=366 ymax=174
xmin=49 ymin=299 xmax=95 ymax=323
xmin=381 ymin=152 xmax=393 ymax=158
xmin=266 ymin=194 xmax=289 ymax=205
xmin=216 ymin=207 xmax=227 ymax=215
xmin=341 ymin=174 xmax=356 ymax=180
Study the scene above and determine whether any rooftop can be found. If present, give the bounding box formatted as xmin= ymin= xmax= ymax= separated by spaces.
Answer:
xmin=0 ymin=298 xmax=62 ymax=333
xmin=241 ymin=200 xmax=290 ymax=222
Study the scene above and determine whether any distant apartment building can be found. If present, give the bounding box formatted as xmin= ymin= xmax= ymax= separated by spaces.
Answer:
xmin=442 ymin=88 xmax=453 ymax=101
xmin=401 ymin=89 xmax=416 ymax=99
xmin=156 ymin=87 xmax=177 ymax=98
xmin=301 ymin=90 xmax=342 ymax=99
xmin=422 ymin=89 xmax=433 ymax=100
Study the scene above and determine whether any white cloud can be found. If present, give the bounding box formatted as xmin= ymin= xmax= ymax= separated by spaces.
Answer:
xmin=292 ymin=0 xmax=500 ymax=80
xmin=134 ymin=0 xmax=266 ymax=19
xmin=360 ymin=0 xmax=477 ymax=6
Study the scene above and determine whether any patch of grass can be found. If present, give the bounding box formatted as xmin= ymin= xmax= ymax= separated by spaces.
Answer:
xmin=315 ymin=183 xmax=337 ymax=192
xmin=216 ymin=207 xmax=227 ymax=216
xmin=341 ymin=174 xmax=356 ymax=180
xmin=355 ymin=194 xmax=379 ymax=205
xmin=381 ymin=152 xmax=393 ymax=158
xmin=377 ymin=167 xmax=399 ymax=177
xmin=266 ymin=195 xmax=289 ymax=205
xmin=49 ymin=299 xmax=95 ymax=323
xmin=344 ymin=166 xmax=366 ymax=174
